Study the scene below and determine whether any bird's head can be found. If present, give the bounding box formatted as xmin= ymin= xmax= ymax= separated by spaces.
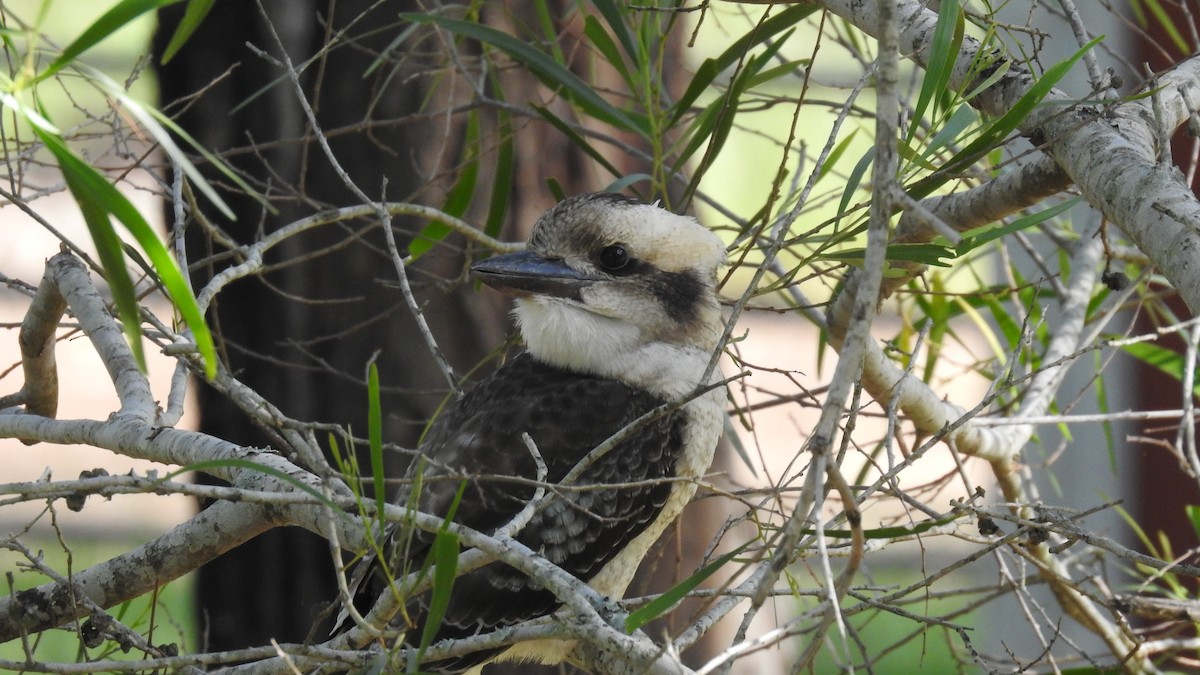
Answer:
xmin=472 ymin=193 xmax=726 ymax=395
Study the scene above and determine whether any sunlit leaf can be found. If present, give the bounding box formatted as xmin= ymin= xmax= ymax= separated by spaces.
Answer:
xmin=907 ymin=36 xmax=1103 ymax=200
xmin=908 ymin=0 xmax=963 ymax=140
xmin=37 ymin=0 xmax=182 ymax=84
xmin=668 ymin=3 xmax=817 ymax=125
xmin=625 ymin=544 xmax=747 ymax=633
xmin=32 ymin=124 xmax=218 ymax=378
xmin=954 ymin=197 xmax=1080 ymax=255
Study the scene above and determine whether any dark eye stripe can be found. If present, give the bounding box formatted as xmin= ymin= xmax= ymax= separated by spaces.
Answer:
xmin=648 ymin=270 xmax=705 ymax=324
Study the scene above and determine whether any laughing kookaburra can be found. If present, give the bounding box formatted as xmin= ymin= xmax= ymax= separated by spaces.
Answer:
xmin=382 ymin=192 xmax=726 ymax=672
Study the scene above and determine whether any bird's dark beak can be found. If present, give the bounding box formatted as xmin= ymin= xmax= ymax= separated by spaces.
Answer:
xmin=472 ymin=250 xmax=593 ymax=300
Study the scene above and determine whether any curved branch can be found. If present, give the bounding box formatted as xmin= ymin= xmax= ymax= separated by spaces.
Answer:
xmin=820 ymin=0 xmax=1200 ymax=312
xmin=0 ymin=500 xmax=274 ymax=641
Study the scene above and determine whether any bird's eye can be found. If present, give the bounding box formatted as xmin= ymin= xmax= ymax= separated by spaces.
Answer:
xmin=598 ymin=244 xmax=631 ymax=272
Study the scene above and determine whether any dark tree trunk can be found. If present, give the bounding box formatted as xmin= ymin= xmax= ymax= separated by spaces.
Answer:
xmin=154 ymin=0 xmax=509 ymax=650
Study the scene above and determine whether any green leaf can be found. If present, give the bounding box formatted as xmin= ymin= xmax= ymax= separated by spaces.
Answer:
xmin=591 ymin=0 xmax=638 ymax=62
xmin=836 ymin=148 xmax=875 ymax=228
xmin=745 ymin=58 xmax=808 ymax=89
xmin=954 ymin=197 xmax=1080 ymax=255
xmin=534 ymin=104 xmax=623 ymax=179
xmin=805 ymin=514 xmax=962 ymax=540
xmin=897 ymin=138 xmax=939 ymax=172
xmin=670 ymin=59 xmax=720 ymax=128
xmin=584 ymin=15 xmax=632 ymax=90
xmin=907 ymin=36 xmax=1104 ymax=200
xmin=406 ymin=13 xmax=645 ymax=134
xmin=484 ymin=107 xmax=515 ymax=240
xmin=159 ymin=0 xmax=214 ymax=64
xmin=32 ymin=123 xmax=218 ymax=379
xmin=625 ymin=544 xmax=747 ymax=633
xmin=410 ymin=111 xmax=480 ymax=260
xmin=822 ymin=243 xmax=956 ymax=267
xmin=364 ymin=22 xmax=421 ymax=78
xmin=1122 ymin=341 xmax=1191 ymax=391
xmin=672 ymin=97 xmax=723 ymax=170
xmin=603 ymin=173 xmax=652 ymax=193
xmin=84 ymin=66 xmax=242 ymax=219
xmin=417 ymin=529 xmax=459 ymax=654
xmin=36 ymin=0 xmax=182 ymax=85
xmin=1137 ymin=0 xmax=1190 ymax=55
xmin=668 ymin=3 xmax=817 ymax=125
xmin=368 ymin=362 xmax=387 ymax=531
xmin=167 ymin=458 xmax=341 ymax=511
xmin=817 ymin=129 xmax=858 ymax=182
xmin=1187 ymin=505 xmax=1200 ymax=542
xmin=682 ymin=38 xmax=791 ymax=201
xmin=414 ymin=482 xmax=467 ymax=657
xmin=922 ymin=104 xmax=977 ymax=158
xmin=36 ymin=129 xmax=146 ymax=372
xmin=907 ymin=0 xmax=963 ymax=140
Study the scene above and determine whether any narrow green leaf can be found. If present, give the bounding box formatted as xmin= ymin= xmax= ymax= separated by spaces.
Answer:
xmin=669 ymin=58 xmax=720 ymax=127
xmin=364 ymin=22 xmax=420 ymax=78
xmin=0 ymin=91 xmax=57 ymax=132
xmin=592 ymin=0 xmax=638 ymax=61
xmin=897 ymin=139 xmax=939 ymax=171
xmin=414 ymin=481 xmax=466 ymax=657
xmin=1187 ymin=505 xmax=1200 ymax=542
xmin=955 ymin=197 xmax=1080 ymax=255
xmin=907 ymin=0 xmax=963 ymax=140
xmin=745 ymin=58 xmax=808 ymax=90
xmin=817 ymin=129 xmax=859 ymax=182
xmin=922 ymin=104 xmax=977 ymax=158
xmin=980 ymin=294 xmax=1023 ymax=350
xmin=672 ymin=98 xmax=723 ymax=170
xmin=35 ymin=128 xmax=147 ymax=372
xmin=84 ymin=66 xmax=241 ymax=219
xmin=908 ymin=36 xmax=1103 ymax=200
xmin=683 ymin=41 xmax=788 ymax=201
xmin=836 ymin=148 xmax=875 ymax=228
xmin=1122 ymin=341 xmax=1191 ymax=389
xmin=603 ymin=173 xmax=652 ymax=193
xmin=410 ymin=111 xmax=480 ymax=260
xmin=534 ymin=104 xmax=623 ymax=179
xmin=37 ymin=0 xmax=182 ymax=84
xmin=584 ymin=16 xmax=632 ymax=90
xmin=532 ymin=0 xmax=567 ymax=67
xmin=1139 ymin=0 xmax=1190 ymax=55
xmin=368 ymin=362 xmax=387 ymax=531
xmin=159 ymin=0 xmax=214 ymax=64
xmin=669 ymin=3 xmax=817 ymax=127
xmin=406 ymin=13 xmax=644 ymax=133
xmin=822 ymin=243 xmax=955 ymax=267
xmin=961 ymin=56 xmax=1009 ymax=103
xmin=418 ymin=530 xmax=459 ymax=653
xmin=166 ymin=458 xmax=341 ymax=511
xmin=32 ymin=124 xmax=218 ymax=378
xmin=626 ymin=544 xmax=748 ymax=633
xmin=809 ymin=514 xmax=961 ymax=540
xmin=484 ymin=107 xmax=514 ymax=240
